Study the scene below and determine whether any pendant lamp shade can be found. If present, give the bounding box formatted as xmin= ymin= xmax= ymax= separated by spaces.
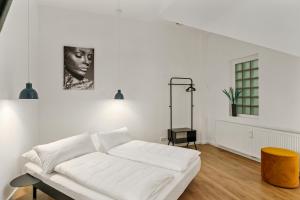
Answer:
xmin=19 ymin=82 xmax=38 ymax=99
xmin=19 ymin=0 xmax=39 ymax=99
xmin=114 ymin=89 xmax=124 ymax=100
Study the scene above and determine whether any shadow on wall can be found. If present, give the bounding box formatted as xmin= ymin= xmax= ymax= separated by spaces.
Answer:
xmin=0 ymin=100 xmax=38 ymax=200
xmin=0 ymin=100 xmax=21 ymax=199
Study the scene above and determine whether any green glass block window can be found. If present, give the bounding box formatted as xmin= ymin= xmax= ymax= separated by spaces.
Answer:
xmin=235 ymin=59 xmax=259 ymax=116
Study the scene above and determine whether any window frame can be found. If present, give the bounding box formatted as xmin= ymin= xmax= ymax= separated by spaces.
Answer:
xmin=231 ymin=54 xmax=259 ymax=118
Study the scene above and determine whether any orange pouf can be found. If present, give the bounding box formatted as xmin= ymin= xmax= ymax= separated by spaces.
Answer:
xmin=261 ymin=147 xmax=299 ymax=188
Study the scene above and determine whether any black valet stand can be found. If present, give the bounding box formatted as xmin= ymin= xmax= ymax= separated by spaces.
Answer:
xmin=168 ymin=77 xmax=197 ymax=150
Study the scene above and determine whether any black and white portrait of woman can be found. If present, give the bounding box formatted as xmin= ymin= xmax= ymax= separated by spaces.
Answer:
xmin=64 ymin=46 xmax=94 ymax=90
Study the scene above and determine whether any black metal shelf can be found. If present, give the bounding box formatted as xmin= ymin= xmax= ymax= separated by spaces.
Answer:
xmin=168 ymin=77 xmax=197 ymax=150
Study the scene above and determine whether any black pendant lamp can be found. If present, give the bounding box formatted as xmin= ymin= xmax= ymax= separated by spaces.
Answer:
xmin=114 ymin=89 xmax=124 ymax=100
xmin=19 ymin=0 xmax=38 ymax=99
xmin=19 ymin=83 xmax=38 ymax=99
xmin=114 ymin=0 xmax=124 ymax=100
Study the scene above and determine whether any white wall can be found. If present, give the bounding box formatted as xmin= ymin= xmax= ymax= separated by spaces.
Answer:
xmin=1 ymin=1 xmax=300 ymax=199
xmin=205 ymin=33 xmax=300 ymax=144
xmin=1 ymin=3 xmax=300 ymax=199
xmin=37 ymin=6 xmax=207 ymax=144
xmin=0 ymin=0 xmax=39 ymax=199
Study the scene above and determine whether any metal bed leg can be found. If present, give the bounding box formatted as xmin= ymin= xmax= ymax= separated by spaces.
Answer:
xmin=33 ymin=185 xmax=37 ymax=200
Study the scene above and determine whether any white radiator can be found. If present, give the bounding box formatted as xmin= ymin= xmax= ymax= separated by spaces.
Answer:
xmin=216 ymin=121 xmax=300 ymax=159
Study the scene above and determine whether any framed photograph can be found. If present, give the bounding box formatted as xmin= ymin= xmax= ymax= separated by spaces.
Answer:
xmin=64 ymin=46 xmax=94 ymax=90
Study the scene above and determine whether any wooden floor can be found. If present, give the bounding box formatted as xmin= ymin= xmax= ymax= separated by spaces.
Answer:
xmin=12 ymin=144 xmax=300 ymax=200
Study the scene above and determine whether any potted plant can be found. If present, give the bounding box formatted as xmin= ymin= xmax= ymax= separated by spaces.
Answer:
xmin=222 ymin=87 xmax=242 ymax=117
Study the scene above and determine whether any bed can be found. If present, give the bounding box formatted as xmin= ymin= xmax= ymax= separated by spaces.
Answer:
xmin=21 ymin=129 xmax=201 ymax=200
xmin=23 ymin=157 xmax=200 ymax=200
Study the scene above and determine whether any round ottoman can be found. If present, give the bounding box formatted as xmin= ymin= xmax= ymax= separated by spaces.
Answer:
xmin=261 ymin=147 xmax=299 ymax=188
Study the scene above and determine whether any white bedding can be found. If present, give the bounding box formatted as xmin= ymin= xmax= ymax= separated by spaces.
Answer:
xmin=54 ymin=152 xmax=174 ymax=200
xmin=24 ymin=162 xmax=113 ymax=200
xmin=24 ymin=157 xmax=200 ymax=200
xmin=33 ymin=133 xmax=96 ymax=173
xmin=108 ymin=140 xmax=200 ymax=172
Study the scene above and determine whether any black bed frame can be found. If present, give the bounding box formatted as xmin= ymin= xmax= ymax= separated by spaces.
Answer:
xmin=32 ymin=178 xmax=74 ymax=200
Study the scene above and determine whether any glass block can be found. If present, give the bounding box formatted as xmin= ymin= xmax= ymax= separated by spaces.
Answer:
xmin=243 ymin=80 xmax=250 ymax=87
xmin=244 ymin=107 xmax=251 ymax=115
xmin=243 ymin=71 xmax=250 ymax=79
xmin=251 ymin=69 xmax=258 ymax=78
xmin=251 ymin=60 xmax=258 ymax=69
xmin=243 ymin=98 xmax=251 ymax=105
xmin=251 ymin=107 xmax=259 ymax=115
xmin=237 ymin=98 xmax=243 ymax=105
xmin=251 ymin=88 xmax=259 ymax=96
xmin=236 ymin=72 xmax=243 ymax=80
xmin=243 ymin=89 xmax=250 ymax=97
xmin=243 ymin=62 xmax=250 ymax=70
xmin=237 ymin=106 xmax=243 ymax=114
xmin=236 ymin=64 xmax=242 ymax=71
xmin=251 ymin=98 xmax=259 ymax=106
xmin=236 ymin=80 xmax=242 ymax=88
xmin=251 ymin=79 xmax=259 ymax=87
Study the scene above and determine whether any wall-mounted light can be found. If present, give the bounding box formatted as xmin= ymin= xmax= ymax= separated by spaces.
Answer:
xmin=19 ymin=0 xmax=38 ymax=99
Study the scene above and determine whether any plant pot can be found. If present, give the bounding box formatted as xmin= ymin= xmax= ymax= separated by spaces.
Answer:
xmin=231 ymin=104 xmax=237 ymax=117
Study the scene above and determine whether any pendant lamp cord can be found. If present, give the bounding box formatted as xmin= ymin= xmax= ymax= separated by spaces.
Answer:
xmin=27 ymin=0 xmax=30 ymax=82
xmin=117 ymin=0 xmax=121 ymax=88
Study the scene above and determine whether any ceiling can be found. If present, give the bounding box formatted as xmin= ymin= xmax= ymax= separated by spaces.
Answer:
xmin=39 ymin=0 xmax=300 ymax=57
xmin=38 ymin=0 xmax=174 ymax=21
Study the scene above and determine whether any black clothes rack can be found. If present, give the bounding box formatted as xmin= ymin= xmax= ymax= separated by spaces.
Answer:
xmin=168 ymin=77 xmax=197 ymax=150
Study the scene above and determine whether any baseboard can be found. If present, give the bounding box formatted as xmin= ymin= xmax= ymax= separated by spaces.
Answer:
xmin=209 ymin=143 xmax=261 ymax=163
xmin=160 ymin=140 xmax=207 ymax=146
xmin=6 ymin=188 xmax=17 ymax=200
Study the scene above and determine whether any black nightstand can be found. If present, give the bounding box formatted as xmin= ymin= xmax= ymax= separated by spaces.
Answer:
xmin=168 ymin=128 xmax=197 ymax=149
xmin=10 ymin=173 xmax=40 ymax=200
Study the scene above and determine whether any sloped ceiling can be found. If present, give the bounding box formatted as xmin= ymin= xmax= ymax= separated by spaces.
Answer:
xmin=38 ymin=0 xmax=174 ymax=21
xmin=39 ymin=0 xmax=300 ymax=57
xmin=162 ymin=0 xmax=300 ymax=57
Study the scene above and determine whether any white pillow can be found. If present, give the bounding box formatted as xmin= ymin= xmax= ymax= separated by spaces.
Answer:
xmin=90 ymin=131 xmax=105 ymax=152
xmin=22 ymin=150 xmax=42 ymax=166
xmin=98 ymin=127 xmax=132 ymax=152
xmin=34 ymin=133 xmax=96 ymax=173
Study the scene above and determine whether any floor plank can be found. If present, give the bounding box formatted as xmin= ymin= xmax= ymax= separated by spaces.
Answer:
xmin=11 ymin=144 xmax=300 ymax=200
xmin=179 ymin=145 xmax=300 ymax=200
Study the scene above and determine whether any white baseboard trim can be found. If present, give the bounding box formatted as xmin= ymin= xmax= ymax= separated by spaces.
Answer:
xmin=198 ymin=141 xmax=209 ymax=145
xmin=6 ymin=188 xmax=17 ymax=200
xmin=209 ymin=143 xmax=261 ymax=163
xmin=160 ymin=140 xmax=208 ymax=146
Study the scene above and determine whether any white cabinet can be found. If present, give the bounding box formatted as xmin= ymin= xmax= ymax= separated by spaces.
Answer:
xmin=216 ymin=121 xmax=300 ymax=160
xmin=216 ymin=121 xmax=253 ymax=156
xmin=252 ymin=128 xmax=269 ymax=158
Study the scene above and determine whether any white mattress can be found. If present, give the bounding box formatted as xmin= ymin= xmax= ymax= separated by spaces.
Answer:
xmin=108 ymin=140 xmax=200 ymax=172
xmin=24 ymin=157 xmax=200 ymax=200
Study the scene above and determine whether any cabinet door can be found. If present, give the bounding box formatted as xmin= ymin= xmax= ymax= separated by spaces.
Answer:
xmin=252 ymin=128 xmax=269 ymax=159
xmin=216 ymin=121 xmax=252 ymax=156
